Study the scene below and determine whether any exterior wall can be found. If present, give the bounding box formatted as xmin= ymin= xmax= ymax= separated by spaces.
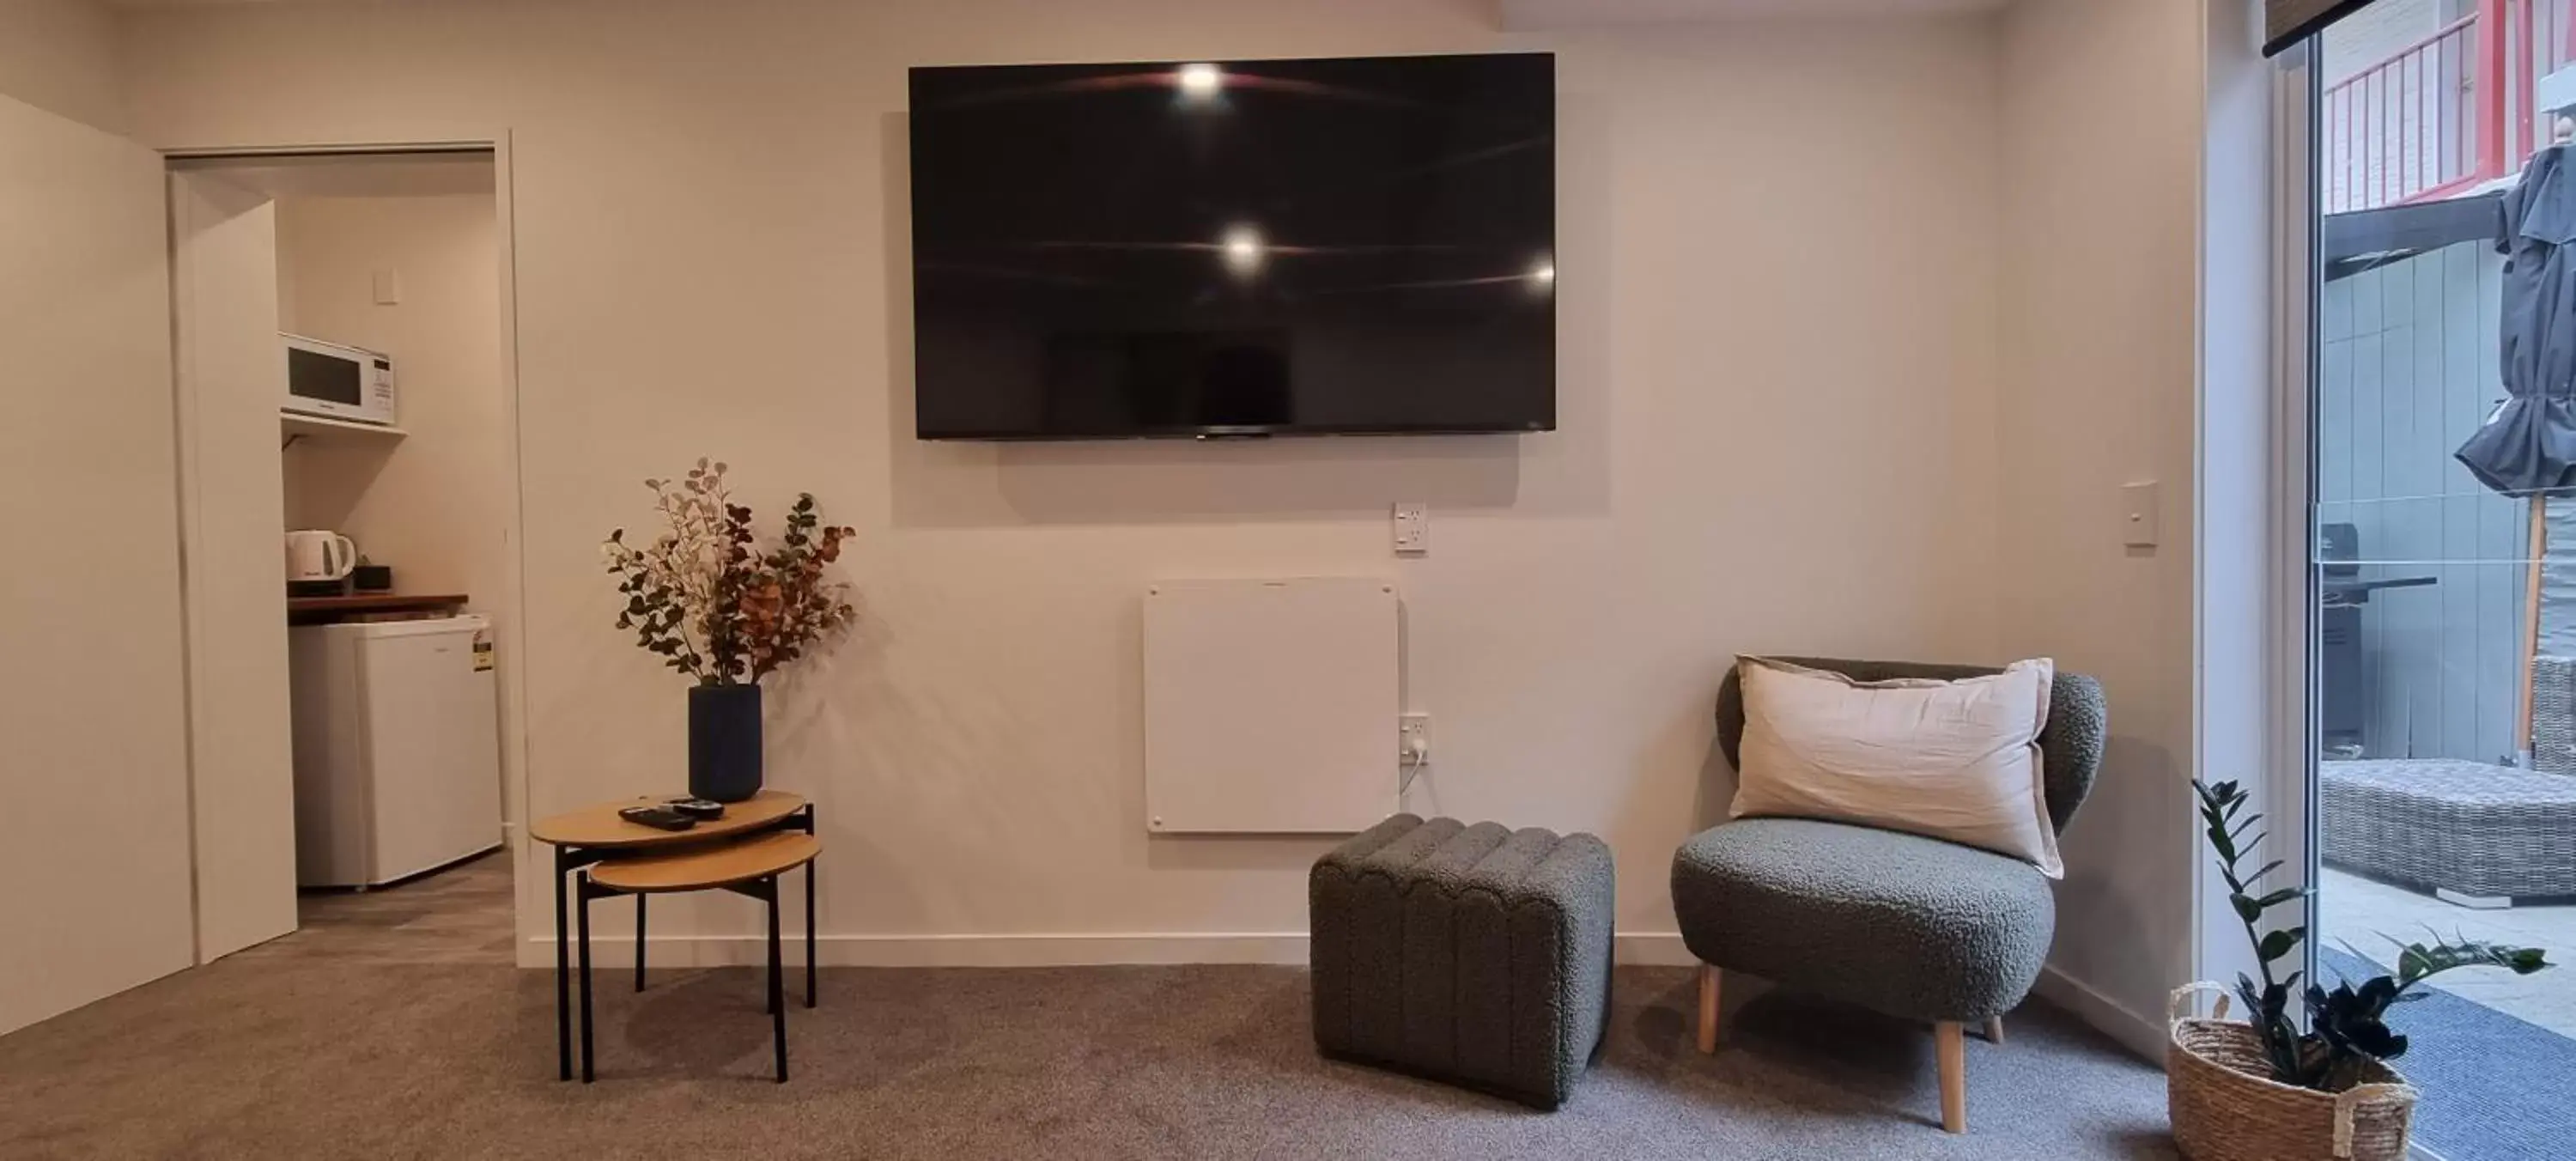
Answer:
xmin=2317 ymin=242 xmax=2527 ymax=765
xmin=2322 ymin=0 xmax=2451 ymax=87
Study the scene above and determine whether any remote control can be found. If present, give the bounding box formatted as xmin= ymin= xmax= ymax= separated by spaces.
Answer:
xmin=618 ymin=805 xmax=696 ymax=831
xmin=666 ymin=797 xmax=726 ymax=820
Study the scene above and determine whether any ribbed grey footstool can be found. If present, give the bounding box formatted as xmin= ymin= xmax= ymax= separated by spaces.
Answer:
xmin=1308 ymin=814 xmax=1615 ymax=1109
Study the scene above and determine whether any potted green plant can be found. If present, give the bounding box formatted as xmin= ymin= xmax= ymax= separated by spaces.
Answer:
xmin=602 ymin=459 xmax=856 ymax=802
xmin=2170 ymin=780 xmax=2550 ymax=1161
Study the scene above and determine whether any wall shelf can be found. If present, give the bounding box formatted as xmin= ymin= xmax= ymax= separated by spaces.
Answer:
xmin=281 ymin=410 xmax=406 ymax=442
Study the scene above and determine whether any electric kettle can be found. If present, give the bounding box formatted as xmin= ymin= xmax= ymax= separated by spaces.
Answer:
xmin=285 ymin=530 xmax=358 ymax=582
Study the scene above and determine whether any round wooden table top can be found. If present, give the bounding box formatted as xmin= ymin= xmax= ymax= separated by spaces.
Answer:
xmin=590 ymin=830 xmax=821 ymax=894
xmin=529 ymin=789 xmax=806 ymax=849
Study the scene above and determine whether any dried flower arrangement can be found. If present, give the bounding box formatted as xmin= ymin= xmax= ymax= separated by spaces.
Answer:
xmin=601 ymin=459 xmax=858 ymax=687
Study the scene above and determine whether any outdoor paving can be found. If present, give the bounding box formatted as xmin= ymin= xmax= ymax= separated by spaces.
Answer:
xmin=2319 ymin=867 xmax=2576 ymax=1040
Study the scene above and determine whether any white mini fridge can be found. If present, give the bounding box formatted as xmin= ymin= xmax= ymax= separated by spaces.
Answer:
xmin=289 ymin=615 xmax=504 ymax=887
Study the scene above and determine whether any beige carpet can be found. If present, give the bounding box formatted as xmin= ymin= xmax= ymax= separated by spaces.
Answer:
xmin=0 ymin=859 xmax=2177 ymax=1159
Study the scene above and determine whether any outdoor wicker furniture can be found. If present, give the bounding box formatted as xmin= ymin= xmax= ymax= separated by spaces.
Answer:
xmin=2531 ymin=655 xmax=2576 ymax=775
xmin=2319 ymin=758 xmax=2576 ymax=905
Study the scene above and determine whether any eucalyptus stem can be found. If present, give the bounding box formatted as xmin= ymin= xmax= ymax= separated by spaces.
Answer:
xmin=603 ymin=459 xmax=859 ymax=690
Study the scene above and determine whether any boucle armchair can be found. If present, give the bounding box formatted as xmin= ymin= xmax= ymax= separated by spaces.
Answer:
xmin=1670 ymin=657 xmax=2105 ymax=1134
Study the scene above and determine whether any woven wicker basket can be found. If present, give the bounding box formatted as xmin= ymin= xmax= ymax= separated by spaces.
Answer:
xmin=2166 ymin=984 xmax=2416 ymax=1161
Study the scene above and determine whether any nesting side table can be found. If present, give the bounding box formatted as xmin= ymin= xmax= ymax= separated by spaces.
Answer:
xmin=530 ymin=791 xmax=817 ymax=1083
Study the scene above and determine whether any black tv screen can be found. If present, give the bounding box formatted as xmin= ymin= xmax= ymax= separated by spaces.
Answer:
xmin=908 ymin=52 xmax=1556 ymax=440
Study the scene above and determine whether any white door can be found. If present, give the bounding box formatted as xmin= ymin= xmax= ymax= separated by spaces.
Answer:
xmin=0 ymin=94 xmax=198 ymax=1035
xmin=171 ymin=170 xmax=299 ymax=959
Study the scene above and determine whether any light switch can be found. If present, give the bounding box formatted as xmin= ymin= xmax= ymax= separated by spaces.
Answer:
xmin=1392 ymin=501 xmax=1428 ymax=556
xmin=372 ymin=268 xmax=401 ymax=305
xmin=2122 ymin=481 xmax=2160 ymax=548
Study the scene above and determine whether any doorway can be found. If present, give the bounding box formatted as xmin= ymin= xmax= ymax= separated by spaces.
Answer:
xmin=167 ymin=147 xmax=528 ymax=969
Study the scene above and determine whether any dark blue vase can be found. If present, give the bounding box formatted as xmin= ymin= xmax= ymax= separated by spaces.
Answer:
xmin=688 ymin=683 xmax=762 ymax=802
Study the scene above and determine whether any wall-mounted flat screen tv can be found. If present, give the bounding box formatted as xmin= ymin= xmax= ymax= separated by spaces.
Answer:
xmin=908 ymin=52 xmax=1556 ymax=440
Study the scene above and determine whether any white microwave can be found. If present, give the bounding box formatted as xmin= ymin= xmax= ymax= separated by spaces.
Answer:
xmin=283 ymin=333 xmax=397 ymax=426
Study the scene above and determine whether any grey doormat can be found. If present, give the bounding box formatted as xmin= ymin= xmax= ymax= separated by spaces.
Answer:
xmin=2323 ymin=947 xmax=2576 ymax=1161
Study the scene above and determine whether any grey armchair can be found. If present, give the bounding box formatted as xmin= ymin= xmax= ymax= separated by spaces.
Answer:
xmin=1670 ymin=657 xmax=2105 ymax=1134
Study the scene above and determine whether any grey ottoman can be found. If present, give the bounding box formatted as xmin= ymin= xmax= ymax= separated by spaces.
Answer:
xmin=1309 ymin=814 xmax=1615 ymax=1109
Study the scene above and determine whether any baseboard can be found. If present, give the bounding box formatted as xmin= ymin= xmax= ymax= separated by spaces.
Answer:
xmin=2032 ymin=963 xmax=2165 ymax=1061
xmin=519 ymin=931 xmax=1312 ymax=970
xmin=1613 ymin=931 xmax=1698 ymax=966
xmin=519 ymin=933 xmax=2167 ymax=1061
xmin=523 ymin=931 xmax=2164 ymax=1060
xmin=1568 ymin=937 xmax=2173 ymax=1057
xmin=518 ymin=929 xmax=1710 ymax=971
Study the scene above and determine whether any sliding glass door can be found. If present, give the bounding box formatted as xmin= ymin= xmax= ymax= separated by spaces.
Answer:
xmin=2300 ymin=5 xmax=2576 ymax=1158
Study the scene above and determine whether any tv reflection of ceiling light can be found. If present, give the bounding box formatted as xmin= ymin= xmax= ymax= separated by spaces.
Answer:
xmin=1177 ymin=63 xmax=1224 ymax=100
xmin=1221 ymin=223 xmax=1264 ymax=275
xmin=1528 ymin=259 xmax=1556 ymax=289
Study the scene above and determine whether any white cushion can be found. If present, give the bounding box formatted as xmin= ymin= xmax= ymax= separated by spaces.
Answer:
xmin=1730 ymin=657 xmax=2063 ymax=878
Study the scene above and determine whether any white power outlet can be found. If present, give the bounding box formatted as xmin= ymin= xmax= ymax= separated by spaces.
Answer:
xmin=1399 ymin=712 xmax=1431 ymax=765
xmin=1392 ymin=501 xmax=1429 ymax=556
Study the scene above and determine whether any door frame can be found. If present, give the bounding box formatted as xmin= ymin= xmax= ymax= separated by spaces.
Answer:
xmin=2265 ymin=38 xmax=2322 ymax=995
xmin=2189 ymin=0 xmax=2317 ymax=1012
xmin=2261 ymin=42 xmax=2460 ymax=1161
xmin=161 ymin=133 xmax=534 ymax=957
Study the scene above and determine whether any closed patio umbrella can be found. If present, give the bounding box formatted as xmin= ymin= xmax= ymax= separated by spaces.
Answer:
xmin=2458 ymin=144 xmax=2576 ymax=496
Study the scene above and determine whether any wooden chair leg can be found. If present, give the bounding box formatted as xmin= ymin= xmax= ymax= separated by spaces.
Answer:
xmin=1984 ymin=1015 xmax=2005 ymax=1046
xmin=1935 ymin=1021 xmax=1966 ymax=1134
xmin=1695 ymin=963 xmax=1721 ymax=1054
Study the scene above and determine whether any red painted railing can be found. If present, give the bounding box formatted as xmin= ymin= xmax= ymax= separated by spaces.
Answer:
xmin=2324 ymin=6 xmax=2498 ymax=214
xmin=2324 ymin=0 xmax=2576 ymax=215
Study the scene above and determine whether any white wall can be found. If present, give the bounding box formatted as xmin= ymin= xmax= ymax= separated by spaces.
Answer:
xmin=118 ymin=0 xmax=2012 ymax=967
xmin=2196 ymin=0 xmax=2286 ymax=1039
xmin=1998 ymin=0 xmax=2208 ymax=1050
xmin=0 ymin=0 xmax=127 ymax=133
xmin=0 ymin=90 xmax=197 ymax=1034
xmin=279 ymin=193 xmax=507 ymax=611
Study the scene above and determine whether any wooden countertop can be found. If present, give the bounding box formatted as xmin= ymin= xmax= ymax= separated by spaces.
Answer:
xmin=287 ymin=593 xmax=470 ymax=624
xmin=288 ymin=593 xmax=469 ymax=614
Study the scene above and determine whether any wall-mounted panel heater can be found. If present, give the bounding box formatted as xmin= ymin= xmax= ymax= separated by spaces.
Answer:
xmin=1141 ymin=577 xmax=1399 ymax=834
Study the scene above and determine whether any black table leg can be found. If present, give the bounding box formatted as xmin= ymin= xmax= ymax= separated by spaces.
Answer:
xmin=767 ymin=878 xmax=787 ymax=1083
xmin=635 ymin=893 xmax=647 ymax=993
xmin=554 ymin=847 xmax=570 ymax=1081
xmin=577 ymin=871 xmax=595 ymax=1084
xmin=805 ymin=858 xmax=817 ymax=1008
